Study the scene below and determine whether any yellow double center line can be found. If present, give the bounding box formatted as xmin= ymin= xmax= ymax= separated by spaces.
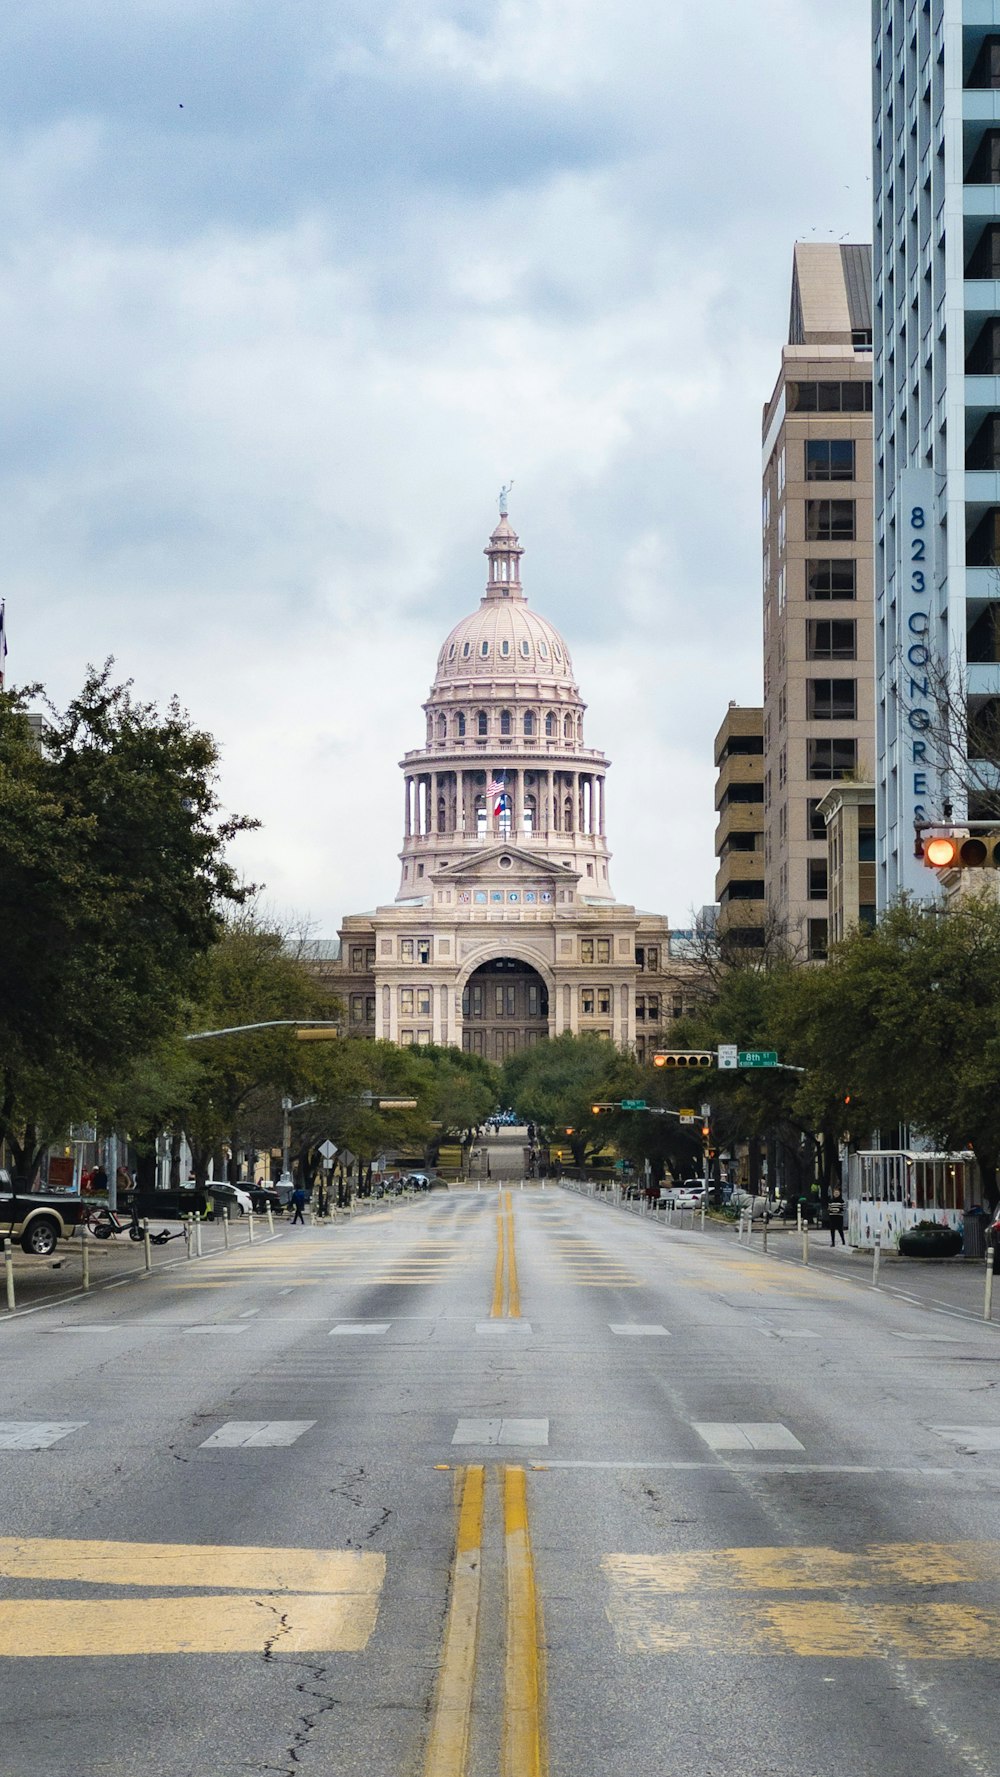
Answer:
xmin=424 ymin=1465 xmax=547 ymax=1777
xmin=491 ymin=1189 xmax=520 ymax=1319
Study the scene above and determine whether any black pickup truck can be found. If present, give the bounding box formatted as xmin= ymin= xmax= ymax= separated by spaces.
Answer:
xmin=0 ymin=1169 xmax=89 ymax=1256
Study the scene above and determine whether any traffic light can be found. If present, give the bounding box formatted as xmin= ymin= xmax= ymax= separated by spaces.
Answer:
xmin=296 ymin=1027 xmax=340 ymax=1041
xmin=591 ymin=1103 xmax=615 ymax=1114
xmin=922 ymin=829 xmax=1000 ymax=870
xmin=652 ymin=1051 xmax=715 ymax=1069
xmin=701 ymin=1122 xmax=710 ymax=1140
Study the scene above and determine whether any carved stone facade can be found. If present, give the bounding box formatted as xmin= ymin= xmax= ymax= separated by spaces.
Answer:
xmin=318 ymin=511 xmax=699 ymax=1060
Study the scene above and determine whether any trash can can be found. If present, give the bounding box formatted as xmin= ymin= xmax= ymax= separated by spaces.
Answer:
xmin=962 ymin=1209 xmax=986 ymax=1259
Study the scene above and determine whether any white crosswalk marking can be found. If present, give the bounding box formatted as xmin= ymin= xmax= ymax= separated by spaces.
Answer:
xmin=693 ymin=1422 xmax=804 ymax=1452
xmin=930 ymin=1425 xmax=1000 ymax=1452
xmin=452 ymin=1418 xmax=549 ymax=1446
xmin=0 ymin=1423 xmax=86 ymax=1450
xmin=330 ymin=1324 xmax=391 ymax=1335
xmin=609 ymin=1324 xmax=670 ymax=1336
xmin=200 ymin=1421 xmax=316 ymax=1448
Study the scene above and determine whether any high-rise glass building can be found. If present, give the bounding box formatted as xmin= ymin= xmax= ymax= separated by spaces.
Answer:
xmin=874 ymin=4 xmax=1000 ymax=904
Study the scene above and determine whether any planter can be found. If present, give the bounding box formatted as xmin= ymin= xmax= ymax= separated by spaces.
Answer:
xmin=898 ymin=1227 xmax=963 ymax=1259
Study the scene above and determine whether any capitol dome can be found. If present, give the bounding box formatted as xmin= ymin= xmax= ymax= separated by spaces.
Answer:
xmin=431 ymin=514 xmax=576 ymax=690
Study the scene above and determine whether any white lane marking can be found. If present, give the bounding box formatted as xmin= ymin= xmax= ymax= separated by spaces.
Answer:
xmin=451 ymin=1418 xmax=549 ymax=1447
xmin=40 ymin=1326 xmax=119 ymax=1333
xmin=0 ymin=1422 xmax=86 ymax=1449
xmin=180 ymin=1325 xmax=249 ymax=1333
xmin=279 ymin=1288 xmax=294 ymax=1296
xmin=888 ymin=1332 xmax=962 ymax=1342
xmin=330 ymin=1324 xmax=391 ymax=1336
xmin=103 ymin=1279 xmax=134 ymax=1289
xmin=200 ymin=1421 xmax=316 ymax=1448
xmin=530 ymin=1460 xmax=959 ymax=1476
xmin=238 ymin=1309 xmax=260 ymax=1319
xmin=474 ymin=1321 xmax=533 ymax=1334
xmin=692 ymin=1422 xmax=804 ymax=1452
xmin=930 ymin=1425 xmax=1000 ymax=1452
xmin=759 ymin=1328 xmax=820 ymax=1340
xmin=609 ymin=1324 xmax=670 ymax=1337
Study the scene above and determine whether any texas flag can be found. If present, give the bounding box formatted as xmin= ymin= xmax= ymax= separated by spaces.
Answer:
xmin=489 ymin=773 xmax=507 ymax=816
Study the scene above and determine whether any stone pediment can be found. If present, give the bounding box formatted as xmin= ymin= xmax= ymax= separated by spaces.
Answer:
xmin=436 ymin=844 xmax=578 ymax=883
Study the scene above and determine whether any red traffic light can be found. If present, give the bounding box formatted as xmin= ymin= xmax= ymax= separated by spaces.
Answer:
xmin=923 ymin=831 xmax=998 ymax=869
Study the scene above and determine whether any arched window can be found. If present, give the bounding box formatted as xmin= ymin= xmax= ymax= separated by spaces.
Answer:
xmin=576 ymin=715 xmax=584 ymax=741
xmin=475 ymin=796 xmax=487 ymax=836
xmin=500 ymin=639 xmax=510 ymax=657
xmin=456 ymin=711 xmax=466 ymax=737
xmin=564 ymin=795 xmax=574 ymax=830
xmin=437 ymin=796 xmax=447 ymax=833
xmin=545 ymin=712 xmax=556 ymax=737
xmin=462 ymin=641 xmax=472 ymax=658
xmin=437 ymin=713 xmax=446 ymax=740
xmin=500 ymin=709 xmax=512 ymax=736
xmin=523 ymin=711 xmax=535 ymax=736
xmin=477 ymin=711 xmax=488 ymax=737
xmin=480 ymin=639 xmax=490 ymax=657
xmin=520 ymin=639 xmax=530 ymax=658
xmin=523 ymin=795 xmax=536 ymax=834
xmin=564 ymin=714 xmax=573 ymax=740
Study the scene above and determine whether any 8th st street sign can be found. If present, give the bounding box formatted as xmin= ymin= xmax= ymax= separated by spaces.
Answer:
xmin=738 ymin=1050 xmax=778 ymax=1069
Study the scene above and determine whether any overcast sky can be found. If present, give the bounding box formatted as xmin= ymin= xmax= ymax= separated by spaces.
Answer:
xmin=3 ymin=0 xmax=873 ymax=933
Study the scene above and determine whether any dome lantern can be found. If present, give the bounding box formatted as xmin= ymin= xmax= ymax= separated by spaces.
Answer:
xmin=484 ymin=513 xmax=525 ymax=600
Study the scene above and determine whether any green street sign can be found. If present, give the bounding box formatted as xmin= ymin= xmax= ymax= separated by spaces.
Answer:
xmin=738 ymin=1050 xmax=778 ymax=1069
xmin=621 ymin=1099 xmax=648 ymax=1110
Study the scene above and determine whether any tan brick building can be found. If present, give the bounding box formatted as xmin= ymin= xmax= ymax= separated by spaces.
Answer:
xmin=713 ymin=704 xmax=765 ymax=950
xmin=316 ymin=508 xmax=698 ymax=1059
xmin=761 ymin=243 xmax=875 ymax=960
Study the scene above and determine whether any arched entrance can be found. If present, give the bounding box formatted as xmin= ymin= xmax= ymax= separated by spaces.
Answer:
xmin=461 ymin=958 xmax=549 ymax=1061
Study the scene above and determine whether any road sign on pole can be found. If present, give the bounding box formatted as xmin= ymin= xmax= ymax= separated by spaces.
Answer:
xmin=717 ymin=1044 xmax=738 ymax=1071
xmin=621 ymin=1099 xmax=647 ymax=1110
xmin=738 ymin=1050 xmax=779 ymax=1068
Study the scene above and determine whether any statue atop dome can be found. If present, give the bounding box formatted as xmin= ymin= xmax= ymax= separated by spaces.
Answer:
xmin=498 ymin=480 xmax=514 ymax=518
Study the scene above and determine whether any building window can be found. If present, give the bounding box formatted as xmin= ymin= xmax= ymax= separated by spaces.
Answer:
xmin=416 ymin=988 xmax=431 ymax=1017
xmin=807 ymin=738 xmax=857 ymax=780
xmin=564 ymin=715 xmax=573 ymax=740
xmin=417 ymin=1029 xmax=431 ymax=1044
xmin=596 ymin=938 xmax=611 ymax=963
xmin=807 ymin=798 xmax=827 ymax=840
xmin=480 ymin=640 xmax=489 ymax=657
xmin=635 ymin=994 xmax=646 ymax=1022
xmin=806 ymin=500 xmax=855 ymax=541
xmin=417 ymin=939 xmax=431 ymax=963
xmin=597 ymin=988 xmax=611 ymax=1015
xmin=400 ymin=939 xmax=414 ymax=961
xmin=807 ymin=619 xmax=856 ymax=660
xmin=500 ymin=709 xmax=512 ymax=736
xmin=365 ymin=996 xmax=375 ymax=1022
xmin=456 ymin=711 xmax=466 ymax=736
xmin=400 ymin=1029 xmax=414 ymax=1045
xmin=527 ymin=983 xmax=540 ymax=1016
xmin=807 ymin=918 xmax=828 ymax=960
xmin=545 ymin=713 xmax=556 ymax=736
xmin=788 ymin=380 xmax=872 ymax=413
xmin=580 ymin=989 xmax=595 ymax=1015
xmin=400 ymin=988 xmax=414 ymax=1014
xmin=580 ymin=939 xmax=594 ymax=963
xmin=523 ymin=711 xmax=535 ymax=736
xmin=808 ymin=858 xmax=828 ymax=899
xmin=350 ymin=995 xmax=364 ymax=1023
xmin=807 ymin=678 xmax=857 ymax=720
xmin=807 ymin=559 xmax=857 ymax=599
xmin=350 ymin=946 xmax=365 ymax=973
xmin=646 ymin=993 xmax=659 ymax=1023
xmin=805 ymin=439 xmax=855 ymax=481
xmin=477 ymin=711 xmax=488 ymax=736
xmin=858 ymin=827 xmax=876 ymax=862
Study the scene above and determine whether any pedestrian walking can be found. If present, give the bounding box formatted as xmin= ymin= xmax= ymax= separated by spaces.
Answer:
xmin=826 ymin=1184 xmax=846 ymax=1247
xmin=290 ymin=1184 xmax=306 ymax=1225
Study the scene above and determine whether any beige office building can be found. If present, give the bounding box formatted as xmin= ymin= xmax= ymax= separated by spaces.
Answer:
xmin=761 ymin=243 xmax=875 ymax=959
xmin=713 ymin=704 xmax=765 ymax=950
xmin=315 ymin=508 xmax=699 ymax=1059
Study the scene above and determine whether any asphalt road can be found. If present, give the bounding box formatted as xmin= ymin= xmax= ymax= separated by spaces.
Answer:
xmin=1 ymin=1177 xmax=999 ymax=1777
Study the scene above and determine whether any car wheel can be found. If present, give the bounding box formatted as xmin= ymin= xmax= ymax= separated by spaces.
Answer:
xmin=22 ymin=1218 xmax=59 ymax=1257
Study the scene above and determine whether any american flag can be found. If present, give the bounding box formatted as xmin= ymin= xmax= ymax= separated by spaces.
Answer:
xmin=489 ymin=773 xmax=507 ymax=816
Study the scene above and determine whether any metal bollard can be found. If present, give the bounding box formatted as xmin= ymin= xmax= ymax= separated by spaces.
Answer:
xmin=872 ymin=1232 xmax=881 ymax=1290
xmin=195 ymin=1216 xmax=203 ymax=1258
xmin=746 ymin=1213 xmax=753 ymax=1248
xmin=81 ymin=1233 xmax=89 ymax=1294
xmin=985 ymin=1246 xmax=995 ymax=1323
xmin=801 ymin=1221 xmax=809 ymax=1266
xmin=266 ymin=1206 xmax=274 ymax=1236
xmin=184 ymin=1217 xmax=193 ymax=1259
xmin=3 ymin=1238 xmax=13 ymax=1311
xmin=247 ymin=1210 xmax=254 ymax=1244
xmin=143 ymin=1217 xmax=152 ymax=1272
xmin=797 ymin=1203 xmax=803 ymax=1234
xmin=762 ymin=1215 xmax=768 ymax=1256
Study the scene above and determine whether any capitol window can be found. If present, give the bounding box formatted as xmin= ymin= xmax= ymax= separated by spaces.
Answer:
xmin=520 ymin=640 xmax=530 ymax=657
xmin=477 ymin=711 xmax=488 ymax=736
xmin=538 ymin=640 xmax=549 ymax=658
xmin=581 ymin=989 xmax=595 ymax=1015
xmin=480 ymin=640 xmax=490 ymax=657
xmin=456 ymin=712 xmax=466 ymax=736
xmin=545 ymin=713 xmax=556 ymax=736
xmin=500 ymin=639 xmax=510 ymax=657
xmin=500 ymin=710 xmax=512 ymax=736
xmin=554 ymin=644 xmax=562 ymax=661
xmin=564 ymin=715 xmax=573 ymax=739
xmin=448 ymin=643 xmax=456 ymax=659
xmin=523 ymin=711 xmax=534 ymax=736
xmin=399 ymin=989 xmax=414 ymax=1014
xmin=400 ymin=939 xmax=414 ymax=961
xmin=581 ymin=939 xmax=594 ymax=963
xmin=597 ymin=988 xmax=611 ymax=1016
xmin=462 ymin=641 xmax=471 ymax=658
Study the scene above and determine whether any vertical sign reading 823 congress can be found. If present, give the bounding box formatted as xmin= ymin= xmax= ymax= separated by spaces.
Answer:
xmin=898 ymin=468 xmax=935 ymax=828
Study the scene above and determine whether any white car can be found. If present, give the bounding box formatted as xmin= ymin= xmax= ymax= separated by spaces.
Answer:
xmin=662 ymin=1183 xmax=704 ymax=1208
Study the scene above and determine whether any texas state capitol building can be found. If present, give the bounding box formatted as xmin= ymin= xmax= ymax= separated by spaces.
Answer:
xmin=321 ymin=507 xmax=698 ymax=1060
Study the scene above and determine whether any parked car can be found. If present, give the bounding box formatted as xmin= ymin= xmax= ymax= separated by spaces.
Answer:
xmin=0 ymin=1168 xmax=88 ymax=1255
xmin=247 ymin=1185 xmax=283 ymax=1215
xmin=204 ymin=1182 xmax=253 ymax=1217
xmin=662 ymin=1183 xmax=704 ymax=1208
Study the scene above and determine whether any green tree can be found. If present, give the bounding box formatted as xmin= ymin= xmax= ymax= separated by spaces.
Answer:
xmin=501 ymin=1033 xmax=624 ymax=1166
xmin=0 ymin=668 xmax=251 ymax=1179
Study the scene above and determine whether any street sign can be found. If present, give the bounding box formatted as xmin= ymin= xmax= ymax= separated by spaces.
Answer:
xmin=679 ymin=1113 xmax=697 ymax=1125
xmin=318 ymin=1140 xmax=337 ymax=1161
xmin=700 ymin=1103 xmax=712 ymax=1116
xmin=621 ymin=1099 xmax=647 ymax=1110
xmin=717 ymin=1044 xmax=738 ymax=1071
xmin=738 ymin=1050 xmax=779 ymax=1068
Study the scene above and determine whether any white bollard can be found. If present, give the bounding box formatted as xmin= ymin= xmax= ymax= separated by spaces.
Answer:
xmin=195 ymin=1216 xmax=203 ymax=1258
xmin=222 ymin=1207 xmax=230 ymax=1249
xmin=184 ymin=1217 xmax=193 ymax=1259
xmin=266 ymin=1206 xmax=274 ymax=1236
xmin=872 ymin=1233 xmax=881 ymax=1290
xmin=801 ymin=1221 xmax=809 ymax=1266
xmin=797 ymin=1202 xmax=803 ymax=1234
xmin=143 ymin=1218 xmax=152 ymax=1272
xmin=985 ymin=1246 xmax=995 ymax=1323
xmin=247 ymin=1210 xmax=254 ymax=1244
xmin=81 ymin=1234 xmax=89 ymax=1294
xmin=762 ymin=1216 xmax=768 ymax=1256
